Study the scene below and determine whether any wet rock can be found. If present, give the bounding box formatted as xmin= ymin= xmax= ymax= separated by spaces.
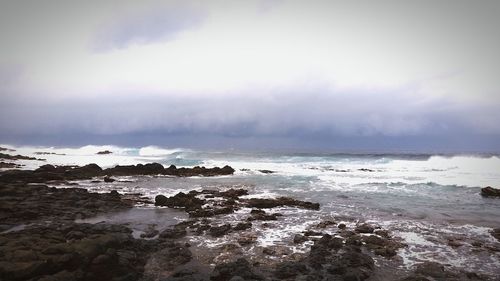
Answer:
xmin=159 ymin=227 xmax=187 ymax=239
xmin=96 ymin=150 xmax=112 ymax=155
xmin=304 ymin=230 xmax=323 ymax=237
xmin=0 ymin=162 xmax=23 ymax=169
xmin=338 ymin=223 xmax=347 ymax=229
xmin=258 ymin=170 xmax=275 ymax=174
xmin=209 ymin=224 xmax=232 ymax=237
xmin=245 ymin=197 xmax=320 ymax=210
xmin=103 ymin=176 xmax=115 ymax=183
xmin=355 ymin=223 xmax=375 ymax=233
xmin=481 ymin=186 xmax=500 ymax=197
xmin=247 ymin=212 xmax=281 ymax=221
xmin=210 ymin=258 xmax=263 ymax=281
xmin=414 ymin=262 xmax=447 ymax=278
xmin=293 ymin=234 xmax=308 ymax=244
xmin=274 ymin=261 xmax=308 ymax=279
xmin=316 ymin=220 xmax=336 ymax=228
xmin=0 ymin=223 xmax=158 ymax=281
xmin=0 ymin=153 xmax=43 ymax=161
xmin=237 ymin=233 xmax=257 ymax=246
xmin=220 ymin=188 xmax=248 ymax=199
xmin=233 ymin=222 xmax=252 ymax=231
xmin=140 ymin=225 xmax=159 ymax=239
xmin=154 ymin=192 xmax=205 ymax=210
xmin=491 ymin=228 xmax=500 ymax=241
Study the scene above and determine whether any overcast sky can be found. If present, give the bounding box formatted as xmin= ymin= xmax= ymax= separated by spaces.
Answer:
xmin=1 ymin=0 xmax=499 ymax=152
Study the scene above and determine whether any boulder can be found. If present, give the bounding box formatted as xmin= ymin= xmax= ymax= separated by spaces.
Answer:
xmin=210 ymin=258 xmax=263 ymax=281
xmin=481 ymin=186 xmax=500 ymax=197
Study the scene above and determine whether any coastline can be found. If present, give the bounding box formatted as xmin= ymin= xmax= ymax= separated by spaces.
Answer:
xmin=1 ymin=147 xmax=500 ymax=280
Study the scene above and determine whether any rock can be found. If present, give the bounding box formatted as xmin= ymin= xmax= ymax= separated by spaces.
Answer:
xmin=316 ymin=220 xmax=336 ymax=228
xmin=491 ymin=228 xmax=500 ymax=241
xmin=233 ymin=222 xmax=252 ymax=231
xmin=304 ymin=230 xmax=323 ymax=237
xmin=293 ymin=234 xmax=307 ymax=244
xmin=245 ymin=197 xmax=320 ymax=210
xmin=140 ymin=225 xmax=159 ymax=239
xmin=210 ymin=258 xmax=263 ymax=281
xmin=96 ymin=150 xmax=112 ymax=155
xmin=414 ymin=262 xmax=447 ymax=278
xmin=258 ymin=170 xmax=275 ymax=174
xmin=159 ymin=226 xmax=187 ymax=239
xmin=103 ymin=176 xmax=115 ymax=183
xmin=154 ymin=194 xmax=169 ymax=206
xmin=237 ymin=233 xmax=257 ymax=246
xmin=209 ymin=224 xmax=232 ymax=237
xmin=481 ymin=186 xmax=500 ymax=197
xmin=355 ymin=223 xmax=375 ymax=233
xmin=247 ymin=212 xmax=281 ymax=221
xmin=274 ymin=261 xmax=308 ymax=279
xmin=220 ymin=188 xmax=248 ymax=199
xmin=338 ymin=223 xmax=347 ymax=229
xmin=154 ymin=192 xmax=205 ymax=210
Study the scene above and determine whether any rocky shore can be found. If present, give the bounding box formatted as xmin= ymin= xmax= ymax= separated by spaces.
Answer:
xmin=0 ymin=161 xmax=498 ymax=280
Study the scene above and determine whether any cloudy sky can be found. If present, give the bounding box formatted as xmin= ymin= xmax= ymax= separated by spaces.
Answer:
xmin=1 ymin=0 xmax=499 ymax=152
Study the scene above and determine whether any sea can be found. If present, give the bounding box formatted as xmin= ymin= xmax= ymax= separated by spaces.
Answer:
xmin=2 ymin=144 xmax=500 ymax=276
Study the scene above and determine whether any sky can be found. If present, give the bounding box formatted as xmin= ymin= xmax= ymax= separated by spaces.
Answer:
xmin=1 ymin=0 xmax=500 ymax=152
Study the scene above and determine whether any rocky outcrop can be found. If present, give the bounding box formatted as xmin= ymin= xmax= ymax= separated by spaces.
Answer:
xmin=0 ymin=163 xmax=236 ymax=184
xmin=0 ymin=223 xmax=164 ymax=281
xmin=0 ymin=153 xmax=43 ymax=161
xmin=0 ymin=183 xmax=133 ymax=230
xmin=210 ymin=258 xmax=263 ymax=281
xmin=96 ymin=150 xmax=112 ymax=155
xmin=481 ymin=186 xmax=500 ymax=197
xmin=244 ymin=197 xmax=320 ymax=210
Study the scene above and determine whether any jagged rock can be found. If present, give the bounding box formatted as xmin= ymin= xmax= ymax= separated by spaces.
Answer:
xmin=103 ymin=176 xmax=115 ymax=183
xmin=209 ymin=224 xmax=232 ymax=238
xmin=233 ymin=222 xmax=252 ymax=231
xmin=355 ymin=223 xmax=375 ymax=233
xmin=293 ymin=234 xmax=307 ymax=244
xmin=210 ymin=258 xmax=263 ymax=281
xmin=274 ymin=261 xmax=308 ymax=279
xmin=245 ymin=197 xmax=320 ymax=210
xmin=481 ymin=186 xmax=500 ymax=197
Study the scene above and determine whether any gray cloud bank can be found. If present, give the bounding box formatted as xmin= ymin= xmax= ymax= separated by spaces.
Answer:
xmin=2 ymin=85 xmax=500 ymax=152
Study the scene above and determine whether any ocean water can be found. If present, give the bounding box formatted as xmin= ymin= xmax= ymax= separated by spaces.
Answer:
xmin=2 ymin=144 xmax=500 ymax=275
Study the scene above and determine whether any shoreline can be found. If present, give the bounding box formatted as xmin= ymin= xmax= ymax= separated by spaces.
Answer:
xmin=1 ymin=156 xmax=500 ymax=280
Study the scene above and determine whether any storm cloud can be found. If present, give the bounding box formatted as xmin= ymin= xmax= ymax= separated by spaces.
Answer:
xmin=1 ymin=0 xmax=500 ymax=151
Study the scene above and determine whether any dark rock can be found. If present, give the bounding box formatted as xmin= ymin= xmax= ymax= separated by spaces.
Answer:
xmin=103 ymin=176 xmax=115 ymax=183
xmin=258 ymin=170 xmax=275 ymax=174
xmin=293 ymin=234 xmax=307 ymax=244
xmin=209 ymin=224 xmax=232 ymax=237
xmin=96 ymin=150 xmax=112 ymax=155
xmin=274 ymin=261 xmax=308 ymax=279
xmin=154 ymin=192 xmax=205 ymax=210
xmin=304 ymin=230 xmax=323 ymax=237
xmin=247 ymin=212 xmax=281 ymax=221
xmin=355 ymin=223 xmax=375 ymax=233
xmin=210 ymin=258 xmax=263 ymax=281
xmin=414 ymin=262 xmax=447 ymax=278
xmin=316 ymin=220 xmax=336 ymax=228
xmin=245 ymin=197 xmax=320 ymax=210
xmin=220 ymin=188 xmax=248 ymax=199
xmin=338 ymin=223 xmax=347 ymax=229
xmin=481 ymin=186 xmax=500 ymax=197
xmin=0 ymin=153 xmax=43 ymax=161
xmin=491 ymin=228 xmax=500 ymax=241
xmin=159 ymin=227 xmax=187 ymax=239
xmin=233 ymin=222 xmax=252 ymax=231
